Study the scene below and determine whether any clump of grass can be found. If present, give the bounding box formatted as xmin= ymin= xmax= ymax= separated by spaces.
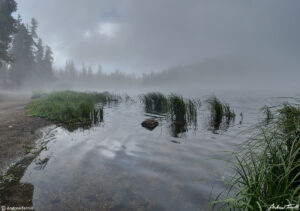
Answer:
xmin=213 ymin=102 xmax=300 ymax=210
xmin=1 ymin=174 xmax=17 ymax=183
xmin=207 ymin=96 xmax=235 ymax=131
xmin=278 ymin=104 xmax=300 ymax=136
xmin=123 ymin=94 xmax=136 ymax=103
xmin=223 ymin=103 xmax=235 ymax=124
xmin=168 ymin=94 xmax=199 ymax=137
xmin=207 ymin=96 xmax=224 ymax=130
xmin=186 ymin=99 xmax=198 ymax=125
xmin=261 ymin=105 xmax=273 ymax=124
xmin=141 ymin=92 xmax=199 ymax=123
xmin=140 ymin=92 xmax=169 ymax=114
xmin=140 ymin=92 xmax=199 ymax=136
xmin=92 ymin=106 xmax=104 ymax=124
xmin=169 ymin=94 xmax=187 ymax=123
xmin=27 ymin=91 xmax=115 ymax=126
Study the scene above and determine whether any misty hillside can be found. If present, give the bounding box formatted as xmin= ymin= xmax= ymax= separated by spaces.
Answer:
xmin=143 ymin=57 xmax=300 ymax=92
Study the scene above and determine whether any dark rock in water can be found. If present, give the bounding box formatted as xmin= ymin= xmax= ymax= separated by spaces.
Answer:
xmin=170 ymin=140 xmax=181 ymax=144
xmin=141 ymin=118 xmax=158 ymax=130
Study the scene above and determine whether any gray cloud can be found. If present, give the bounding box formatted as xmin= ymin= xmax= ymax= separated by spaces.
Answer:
xmin=16 ymin=0 xmax=300 ymax=75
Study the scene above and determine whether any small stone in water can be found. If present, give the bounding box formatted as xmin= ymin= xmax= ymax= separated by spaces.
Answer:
xmin=141 ymin=118 xmax=158 ymax=130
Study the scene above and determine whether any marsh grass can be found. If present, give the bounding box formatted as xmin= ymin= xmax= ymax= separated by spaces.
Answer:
xmin=140 ymin=92 xmax=169 ymax=114
xmin=141 ymin=92 xmax=199 ymax=137
xmin=27 ymin=91 xmax=116 ymax=127
xmin=262 ymin=105 xmax=273 ymax=124
xmin=141 ymin=92 xmax=198 ymax=124
xmin=168 ymin=94 xmax=200 ymax=137
xmin=223 ymin=104 xmax=235 ymax=124
xmin=186 ymin=99 xmax=198 ymax=126
xmin=169 ymin=94 xmax=187 ymax=123
xmin=213 ymin=102 xmax=300 ymax=210
xmin=207 ymin=96 xmax=235 ymax=131
xmin=207 ymin=97 xmax=223 ymax=130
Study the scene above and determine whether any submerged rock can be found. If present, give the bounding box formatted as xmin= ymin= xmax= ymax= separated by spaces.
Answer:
xmin=141 ymin=118 xmax=159 ymax=130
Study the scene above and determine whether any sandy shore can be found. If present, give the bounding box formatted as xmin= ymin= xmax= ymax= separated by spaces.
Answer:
xmin=0 ymin=91 xmax=51 ymax=175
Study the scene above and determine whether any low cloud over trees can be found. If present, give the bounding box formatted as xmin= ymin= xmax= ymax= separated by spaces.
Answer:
xmin=0 ymin=0 xmax=53 ymax=89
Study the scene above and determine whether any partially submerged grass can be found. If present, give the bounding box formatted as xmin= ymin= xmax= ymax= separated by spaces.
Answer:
xmin=207 ymin=96 xmax=235 ymax=131
xmin=169 ymin=94 xmax=187 ymax=123
xmin=140 ymin=92 xmax=169 ymax=114
xmin=141 ymin=92 xmax=199 ymax=124
xmin=261 ymin=105 xmax=273 ymax=124
xmin=223 ymin=104 xmax=235 ymax=123
xmin=186 ymin=99 xmax=198 ymax=125
xmin=141 ymin=92 xmax=199 ymax=136
xmin=207 ymin=96 xmax=223 ymax=130
xmin=168 ymin=94 xmax=199 ymax=137
xmin=213 ymin=102 xmax=300 ymax=210
xmin=27 ymin=91 xmax=116 ymax=127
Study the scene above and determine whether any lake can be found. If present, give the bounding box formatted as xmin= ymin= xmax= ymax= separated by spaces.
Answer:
xmin=5 ymin=92 xmax=289 ymax=210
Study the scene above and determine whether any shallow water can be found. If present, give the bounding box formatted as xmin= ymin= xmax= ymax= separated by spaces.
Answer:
xmin=8 ymin=93 xmax=287 ymax=210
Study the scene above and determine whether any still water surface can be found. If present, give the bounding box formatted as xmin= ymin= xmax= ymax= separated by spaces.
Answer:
xmin=18 ymin=93 xmax=284 ymax=210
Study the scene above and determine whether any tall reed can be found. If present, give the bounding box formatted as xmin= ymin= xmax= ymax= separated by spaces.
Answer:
xmin=169 ymin=94 xmax=187 ymax=123
xmin=141 ymin=92 xmax=198 ymax=124
xmin=207 ymin=96 xmax=235 ymax=131
xmin=140 ymin=92 xmax=169 ymax=114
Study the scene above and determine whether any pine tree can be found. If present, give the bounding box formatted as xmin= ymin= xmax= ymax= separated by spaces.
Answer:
xmin=65 ymin=60 xmax=76 ymax=80
xmin=43 ymin=46 xmax=53 ymax=78
xmin=0 ymin=0 xmax=17 ymax=67
xmin=0 ymin=63 xmax=9 ymax=87
xmin=10 ymin=16 xmax=35 ymax=87
xmin=35 ymin=38 xmax=44 ymax=65
xmin=30 ymin=18 xmax=38 ymax=40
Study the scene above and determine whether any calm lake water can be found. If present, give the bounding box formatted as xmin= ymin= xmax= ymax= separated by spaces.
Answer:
xmin=11 ymin=92 xmax=291 ymax=210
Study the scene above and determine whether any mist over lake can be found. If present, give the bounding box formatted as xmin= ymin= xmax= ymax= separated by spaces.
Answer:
xmin=0 ymin=0 xmax=300 ymax=210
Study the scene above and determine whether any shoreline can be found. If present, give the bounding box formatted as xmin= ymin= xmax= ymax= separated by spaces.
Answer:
xmin=0 ymin=125 xmax=56 ymax=206
xmin=0 ymin=91 xmax=52 ymax=175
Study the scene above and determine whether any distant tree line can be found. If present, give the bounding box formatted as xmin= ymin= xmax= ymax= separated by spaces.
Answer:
xmin=0 ymin=0 xmax=53 ymax=89
xmin=55 ymin=61 xmax=140 ymax=90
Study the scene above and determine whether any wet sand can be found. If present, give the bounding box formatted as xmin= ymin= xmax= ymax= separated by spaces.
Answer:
xmin=0 ymin=91 xmax=51 ymax=175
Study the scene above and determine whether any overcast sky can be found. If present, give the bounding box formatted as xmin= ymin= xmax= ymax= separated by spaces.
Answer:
xmin=15 ymin=0 xmax=300 ymax=74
